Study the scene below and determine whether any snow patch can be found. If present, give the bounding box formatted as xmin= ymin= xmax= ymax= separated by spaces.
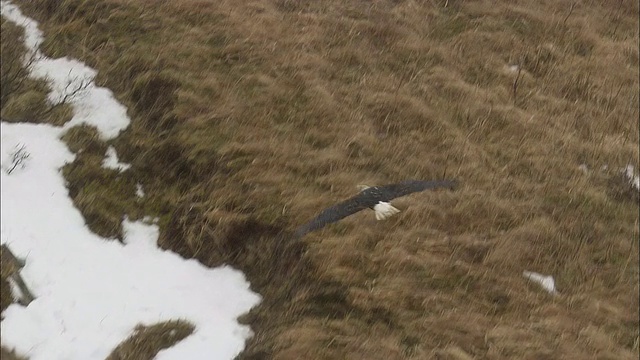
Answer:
xmin=1 ymin=3 xmax=261 ymax=359
xmin=102 ymin=146 xmax=131 ymax=172
xmin=2 ymin=143 xmax=31 ymax=175
xmin=578 ymin=164 xmax=589 ymax=175
xmin=1 ymin=1 xmax=130 ymax=140
xmin=7 ymin=277 xmax=24 ymax=302
xmin=622 ymin=164 xmax=640 ymax=191
xmin=1 ymin=99 xmax=260 ymax=360
xmin=1 ymin=2 xmax=44 ymax=55
xmin=523 ymin=270 xmax=558 ymax=295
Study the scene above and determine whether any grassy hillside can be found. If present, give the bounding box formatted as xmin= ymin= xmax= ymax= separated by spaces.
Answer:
xmin=2 ymin=0 xmax=638 ymax=358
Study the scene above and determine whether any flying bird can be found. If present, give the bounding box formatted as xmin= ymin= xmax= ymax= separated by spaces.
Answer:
xmin=294 ymin=179 xmax=457 ymax=238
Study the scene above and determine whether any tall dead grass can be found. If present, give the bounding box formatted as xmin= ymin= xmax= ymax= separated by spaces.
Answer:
xmin=4 ymin=0 xmax=639 ymax=358
xmin=0 ymin=18 xmax=72 ymax=125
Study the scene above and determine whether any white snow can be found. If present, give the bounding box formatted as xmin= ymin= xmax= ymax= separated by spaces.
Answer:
xmin=102 ymin=145 xmax=131 ymax=172
xmin=0 ymin=1 xmax=43 ymax=55
xmin=623 ymin=164 xmax=640 ymax=191
xmin=2 ymin=1 xmax=129 ymax=140
xmin=507 ymin=64 xmax=520 ymax=73
xmin=523 ymin=270 xmax=559 ymax=295
xmin=136 ymin=183 xmax=145 ymax=198
xmin=7 ymin=278 xmax=24 ymax=302
xmin=2 ymin=143 xmax=30 ymax=175
xmin=578 ymin=164 xmax=589 ymax=175
xmin=1 ymin=3 xmax=261 ymax=359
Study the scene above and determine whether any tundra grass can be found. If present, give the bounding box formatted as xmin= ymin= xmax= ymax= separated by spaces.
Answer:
xmin=3 ymin=0 xmax=639 ymax=358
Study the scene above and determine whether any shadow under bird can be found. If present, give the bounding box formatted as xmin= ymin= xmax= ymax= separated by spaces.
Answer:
xmin=294 ymin=179 xmax=458 ymax=238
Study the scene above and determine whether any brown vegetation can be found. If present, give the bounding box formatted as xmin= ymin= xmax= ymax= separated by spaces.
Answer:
xmin=106 ymin=320 xmax=195 ymax=360
xmin=2 ymin=0 xmax=639 ymax=358
xmin=0 ymin=18 xmax=72 ymax=125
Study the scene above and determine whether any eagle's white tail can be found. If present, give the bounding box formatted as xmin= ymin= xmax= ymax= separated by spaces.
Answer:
xmin=373 ymin=202 xmax=400 ymax=220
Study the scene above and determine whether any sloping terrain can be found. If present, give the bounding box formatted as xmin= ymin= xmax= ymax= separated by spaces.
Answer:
xmin=2 ymin=0 xmax=638 ymax=358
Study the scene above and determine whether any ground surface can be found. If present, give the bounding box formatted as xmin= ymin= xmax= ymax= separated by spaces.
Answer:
xmin=1 ymin=3 xmax=261 ymax=360
xmin=1 ymin=0 xmax=639 ymax=359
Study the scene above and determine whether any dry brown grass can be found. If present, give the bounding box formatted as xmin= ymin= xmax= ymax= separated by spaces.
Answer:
xmin=0 ymin=18 xmax=72 ymax=125
xmin=106 ymin=320 xmax=195 ymax=360
xmin=3 ymin=0 xmax=639 ymax=358
xmin=0 ymin=347 xmax=28 ymax=360
xmin=61 ymin=125 xmax=143 ymax=240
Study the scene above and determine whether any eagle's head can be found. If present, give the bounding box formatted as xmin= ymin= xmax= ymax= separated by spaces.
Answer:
xmin=356 ymin=184 xmax=371 ymax=192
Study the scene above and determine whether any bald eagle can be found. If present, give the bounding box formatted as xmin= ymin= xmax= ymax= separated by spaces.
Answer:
xmin=294 ymin=179 xmax=457 ymax=238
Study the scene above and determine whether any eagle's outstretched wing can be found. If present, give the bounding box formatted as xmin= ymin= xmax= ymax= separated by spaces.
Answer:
xmin=375 ymin=179 xmax=458 ymax=201
xmin=293 ymin=197 xmax=369 ymax=238
xmin=294 ymin=179 xmax=457 ymax=238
